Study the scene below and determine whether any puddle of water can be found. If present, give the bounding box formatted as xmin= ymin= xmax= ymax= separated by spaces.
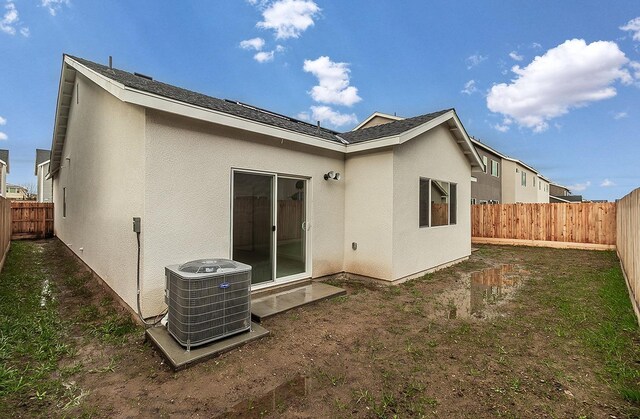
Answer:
xmin=434 ymin=264 xmax=526 ymax=320
xmin=220 ymin=375 xmax=309 ymax=418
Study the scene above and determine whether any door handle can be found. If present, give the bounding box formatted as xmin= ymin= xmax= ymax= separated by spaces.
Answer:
xmin=302 ymin=221 xmax=310 ymax=231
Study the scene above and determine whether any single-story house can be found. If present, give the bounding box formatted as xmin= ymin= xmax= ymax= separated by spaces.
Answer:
xmin=0 ymin=149 xmax=8 ymax=198
xmin=35 ymin=149 xmax=53 ymax=203
xmin=49 ymin=54 xmax=483 ymax=317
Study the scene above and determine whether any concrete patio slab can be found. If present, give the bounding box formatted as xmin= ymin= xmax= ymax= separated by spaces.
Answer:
xmin=146 ymin=323 xmax=269 ymax=371
xmin=251 ymin=282 xmax=346 ymax=322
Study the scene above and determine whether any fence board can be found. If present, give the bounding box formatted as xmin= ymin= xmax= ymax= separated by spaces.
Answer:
xmin=11 ymin=202 xmax=54 ymax=240
xmin=471 ymin=202 xmax=616 ymax=245
xmin=617 ymin=188 xmax=640 ymax=323
xmin=0 ymin=197 xmax=11 ymax=271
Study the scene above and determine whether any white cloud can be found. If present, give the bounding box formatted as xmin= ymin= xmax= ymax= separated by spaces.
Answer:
xmin=0 ymin=132 xmax=7 ymax=141
xmin=531 ymin=42 xmax=542 ymax=49
xmin=257 ymin=0 xmax=320 ymax=40
xmin=568 ymin=181 xmax=591 ymax=192
xmin=466 ymin=53 xmax=487 ymax=69
xmin=509 ymin=51 xmax=523 ymax=61
xmin=298 ymin=105 xmax=357 ymax=127
xmin=487 ymin=39 xmax=633 ymax=132
xmin=613 ymin=111 xmax=628 ymax=120
xmin=19 ymin=26 xmax=29 ymax=37
xmin=0 ymin=116 xmax=5 ymax=126
xmin=303 ymin=56 xmax=361 ymax=106
xmin=630 ymin=61 xmax=640 ymax=79
xmin=240 ymin=37 xmax=265 ymax=51
xmin=41 ymin=0 xmax=70 ymax=16
xmin=600 ymin=179 xmax=615 ymax=187
xmin=461 ymin=80 xmax=477 ymax=95
xmin=493 ymin=123 xmax=510 ymax=132
xmin=254 ymin=50 xmax=275 ymax=63
xmin=620 ymin=17 xmax=640 ymax=41
xmin=252 ymin=45 xmax=285 ymax=63
xmin=1 ymin=2 xmax=18 ymax=35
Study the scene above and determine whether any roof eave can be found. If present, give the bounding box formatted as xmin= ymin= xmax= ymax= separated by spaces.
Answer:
xmin=51 ymin=56 xmax=347 ymax=164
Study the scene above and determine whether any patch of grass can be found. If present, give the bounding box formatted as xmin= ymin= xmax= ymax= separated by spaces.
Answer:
xmin=537 ymin=254 xmax=640 ymax=403
xmin=87 ymin=314 xmax=138 ymax=345
xmin=0 ymin=242 xmax=71 ymax=411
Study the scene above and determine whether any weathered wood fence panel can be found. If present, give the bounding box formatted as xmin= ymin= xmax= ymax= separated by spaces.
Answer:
xmin=233 ymin=197 xmax=304 ymax=249
xmin=617 ymin=188 xmax=640 ymax=321
xmin=11 ymin=202 xmax=54 ymax=240
xmin=0 ymin=196 xmax=11 ymax=271
xmin=472 ymin=202 xmax=616 ymax=245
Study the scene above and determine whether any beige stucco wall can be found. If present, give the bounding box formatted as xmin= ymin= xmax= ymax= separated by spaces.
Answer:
xmin=37 ymin=162 xmax=53 ymax=202
xmin=392 ymin=125 xmax=471 ymax=279
xmin=142 ymin=110 xmax=346 ymax=313
xmin=52 ymin=73 xmax=146 ymax=312
xmin=343 ymin=149 xmax=394 ymax=279
xmin=536 ymin=177 xmax=550 ymax=203
xmin=501 ymin=160 xmax=540 ymax=203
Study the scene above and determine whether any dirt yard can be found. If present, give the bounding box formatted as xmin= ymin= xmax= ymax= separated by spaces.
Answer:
xmin=1 ymin=239 xmax=639 ymax=418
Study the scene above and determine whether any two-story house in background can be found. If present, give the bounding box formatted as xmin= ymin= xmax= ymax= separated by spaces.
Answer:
xmin=469 ymin=138 xmax=502 ymax=204
xmin=549 ymin=183 xmax=583 ymax=203
xmin=471 ymin=138 xmax=549 ymax=204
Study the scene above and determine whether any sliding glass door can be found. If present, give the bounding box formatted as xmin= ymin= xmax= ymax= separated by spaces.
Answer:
xmin=232 ymin=171 xmax=308 ymax=286
xmin=276 ymin=177 xmax=306 ymax=279
xmin=232 ymin=172 xmax=274 ymax=285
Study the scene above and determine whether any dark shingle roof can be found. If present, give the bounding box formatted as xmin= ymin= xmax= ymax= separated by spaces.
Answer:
xmin=339 ymin=109 xmax=452 ymax=144
xmin=66 ymin=55 xmax=458 ymax=149
xmin=68 ymin=55 xmax=342 ymax=143
xmin=0 ymin=149 xmax=8 ymax=173
xmin=35 ymin=149 xmax=51 ymax=175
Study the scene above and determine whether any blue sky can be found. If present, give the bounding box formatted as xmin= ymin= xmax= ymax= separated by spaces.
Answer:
xmin=0 ymin=0 xmax=638 ymax=201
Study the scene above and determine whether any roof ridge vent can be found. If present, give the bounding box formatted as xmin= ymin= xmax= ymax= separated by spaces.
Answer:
xmin=134 ymin=72 xmax=153 ymax=81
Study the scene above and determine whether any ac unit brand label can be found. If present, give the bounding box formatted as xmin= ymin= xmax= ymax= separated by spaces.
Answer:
xmin=219 ymin=282 xmax=230 ymax=289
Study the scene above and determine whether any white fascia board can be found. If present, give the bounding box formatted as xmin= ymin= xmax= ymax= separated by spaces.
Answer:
xmin=343 ymin=135 xmax=401 ymax=153
xmin=67 ymin=57 xmax=346 ymax=154
xmin=37 ymin=160 xmax=50 ymax=169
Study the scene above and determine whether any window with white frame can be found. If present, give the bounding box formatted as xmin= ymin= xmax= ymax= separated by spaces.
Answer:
xmin=482 ymin=156 xmax=488 ymax=173
xmin=521 ymin=171 xmax=526 ymax=186
xmin=490 ymin=160 xmax=500 ymax=177
xmin=419 ymin=178 xmax=457 ymax=227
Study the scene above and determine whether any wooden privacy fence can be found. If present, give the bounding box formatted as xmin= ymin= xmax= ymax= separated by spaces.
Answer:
xmin=233 ymin=197 xmax=304 ymax=249
xmin=472 ymin=202 xmax=616 ymax=249
xmin=0 ymin=197 xmax=11 ymax=271
xmin=617 ymin=188 xmax=640 ymax=321
xmin=11 ymin=202 xmax=54 ymax=240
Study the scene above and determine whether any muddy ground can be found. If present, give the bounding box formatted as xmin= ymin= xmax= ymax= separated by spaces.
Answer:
xmin=5 ymin=240 xmax=640 ymax=418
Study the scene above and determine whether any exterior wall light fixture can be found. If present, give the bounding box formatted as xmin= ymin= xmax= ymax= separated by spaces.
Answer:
xmin=324 ymin=171 xmax=341 ymax=181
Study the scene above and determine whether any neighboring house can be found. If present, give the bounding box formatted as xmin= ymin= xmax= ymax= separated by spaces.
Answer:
xmin=501 ymin=158 xmax=549 ymax=203
xmin=537 ymin=175 xmax=551 ymax=204
xmin=35 ymin=149 xmax=53 ymax=202
xmin=470 ymin=138 xmax=549 ymax=204
xmin=48 ymin=54 xmax=483 ymax=317
xmin=6 ymin=183 xmax=29 ymax=200
xmin=469 ymin=138 xmax=502 ymax=204
xmin=549 ymin=182 xmax=583 ymax=203
xmin=0 ymin=149 xmax=8 ymax=198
